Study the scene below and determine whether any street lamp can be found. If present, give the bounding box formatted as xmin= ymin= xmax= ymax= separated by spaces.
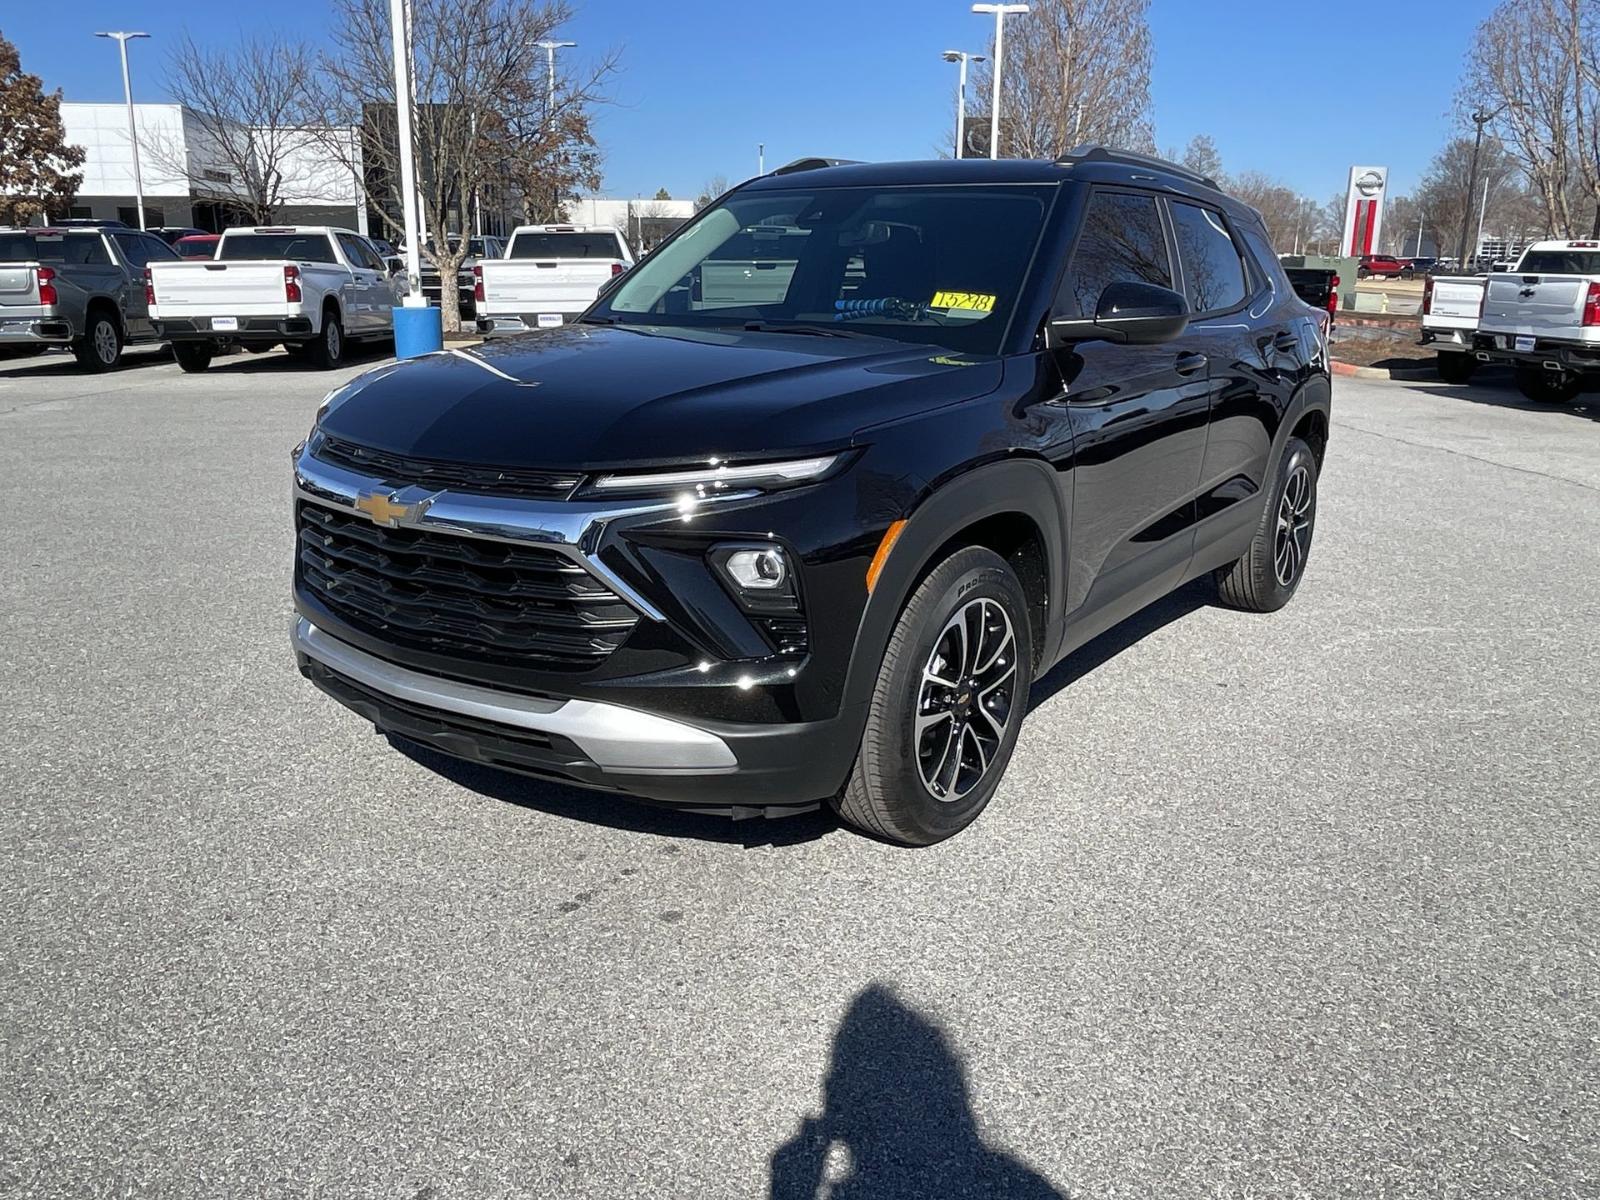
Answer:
xmin=972 ymin=3 xmax=1028 ymax=160
xmin=95 ymin=32 xmax=149 ymax=230
xmin=941 ymin=50 xmax=986 ymax=159
xmin=532 ymin=39 xmax=577 ymax=110
xmin=1458 ymin=106 xmax=1502 ymax=269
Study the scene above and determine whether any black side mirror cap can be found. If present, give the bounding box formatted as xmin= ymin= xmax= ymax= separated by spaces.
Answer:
xmin=1049 ymin=281 xmax=1191 ymax=347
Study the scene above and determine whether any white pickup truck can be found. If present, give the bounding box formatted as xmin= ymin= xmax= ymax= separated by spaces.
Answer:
xmin=147 ymin=226 xmax=402 ymax=372
xmin=474 ymin=225 xmax=633 ymax=335
xmin=1419 ymin=273 xmax=1487 ymax=383
xmin=1471 ymin=239 xmax=1600 ymax=403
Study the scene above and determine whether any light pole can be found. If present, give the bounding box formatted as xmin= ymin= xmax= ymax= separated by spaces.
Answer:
xmin=1473 ymin=175 xmax=1492 ymax=266
xmin=388 ymin=0 xmax=425 ymax=305
xmin=941 ymin=50 xmax=986 ymax=159
xmin=972 ymin=3 xmax=1028 ymax=160
xmin=533 ymin=39 xmax=576 ymax=111
xmin=1458 ymin=107 xmax=1498 ymax=269
xmin=758 ymin=143 xmax=765 ymax=174
xmin=95 ymin=32 xmax=149 ymax=230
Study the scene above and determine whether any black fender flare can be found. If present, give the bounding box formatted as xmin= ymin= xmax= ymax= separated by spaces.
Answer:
xmin=838 ymin=457 xmax=1069 ymax=717
xmin=1273 ymin=371 xmax=1332 ymax=464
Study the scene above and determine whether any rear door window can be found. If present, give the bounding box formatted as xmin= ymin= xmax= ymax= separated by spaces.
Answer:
xmin=1062 ymin=191 xmax=1173 ymax=317
xmin=336 ymin=233 xmax=382 ymax=271
xmin=1169 ymin=201 xmax=1248 ymax=314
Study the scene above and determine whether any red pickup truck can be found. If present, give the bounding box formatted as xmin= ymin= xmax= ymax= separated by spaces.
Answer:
xmin=1357 ymin=254 xmax=1412 ymax=280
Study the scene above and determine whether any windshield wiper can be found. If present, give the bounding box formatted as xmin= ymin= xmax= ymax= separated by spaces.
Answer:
xmin=740 ymin=321 xmax=874 ymax=339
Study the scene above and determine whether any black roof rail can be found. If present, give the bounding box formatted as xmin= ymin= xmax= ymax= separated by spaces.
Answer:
xmin=771 ymin=157 xmax=863 ymax=176
xmin=1057 ymin=144 xmax=1220 ymax=191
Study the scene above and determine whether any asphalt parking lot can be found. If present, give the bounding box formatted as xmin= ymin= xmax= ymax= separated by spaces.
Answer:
xmin=3 ymin=345 xmax=1598 ymax=1198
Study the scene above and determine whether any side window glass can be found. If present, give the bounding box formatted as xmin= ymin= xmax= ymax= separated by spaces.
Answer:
xmin=143 ymin=235 xmax=179 ymax=262
xmin=1238 ymin=226 xmax=1284 ymax=297
xmin=77 ymin=235 xmax=112 ymax=266
xmin=112 ymin=233 xmax=151 ymax=267
xmin=1170 ymin=202 xmax=1247 ymax=314
xmin=337 ymin=233 xmax=374 ymax=270
xmin=1062 ymin=191 xmax=1172 ymax=317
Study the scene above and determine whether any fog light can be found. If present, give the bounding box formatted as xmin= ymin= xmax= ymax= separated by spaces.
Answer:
xmin=724 ymin=547 xmax=788 ymax=590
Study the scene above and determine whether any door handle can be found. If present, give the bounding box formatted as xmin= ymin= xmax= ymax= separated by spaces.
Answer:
xmin=1174 ymin=351 xmax=1208 ymax=376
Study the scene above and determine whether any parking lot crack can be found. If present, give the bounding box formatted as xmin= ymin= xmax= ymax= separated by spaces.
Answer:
xmin=1333 ymin=418 xmax=1600 ymax=494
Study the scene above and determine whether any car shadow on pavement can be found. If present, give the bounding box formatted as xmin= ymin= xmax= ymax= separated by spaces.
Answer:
xmin=769 ymin=984 xmax=1067 ymax=1199
xmin=0 ymin=347 xmax=171 ymax=380
xmin=1407 ymin=380 xmax=1600 ymax=423
xmin=387 ymin=734 xmax=838 ymax=848
xmin=1028 ymin=577 xmax=1214 ymax=712
xmin=203 ymin=341 xmax=396 ymax=374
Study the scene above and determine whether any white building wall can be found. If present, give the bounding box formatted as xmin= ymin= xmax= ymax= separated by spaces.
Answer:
xmin=62 ymin=103 xmax=192 ymax=197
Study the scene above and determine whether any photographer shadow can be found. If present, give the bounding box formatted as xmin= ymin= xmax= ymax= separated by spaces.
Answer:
xmin=769 ymin=985 xmax=1066 ymax=1199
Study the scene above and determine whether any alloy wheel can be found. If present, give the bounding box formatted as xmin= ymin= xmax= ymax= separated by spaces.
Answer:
xmin=915 ymin=598 xmax=1017 ymax=802
xmin=94 ymin=320 xmax=118 ymax=365
xmin=1274 ymin=463 xmax=1314 ymax=586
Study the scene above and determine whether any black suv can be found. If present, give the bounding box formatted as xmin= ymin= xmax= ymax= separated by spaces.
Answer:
xmin=292 ymin=147 xmax=1331 ymax=845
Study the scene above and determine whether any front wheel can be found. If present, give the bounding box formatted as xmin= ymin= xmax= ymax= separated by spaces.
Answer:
xmin=1215 ymin=435 xmax=1319 ymax=613
xmin=305 ymin=313 xmax=345 ymax=370
xmin=1436 ymin=352 xmax=1477 ymax=384
xmin=832 ymin=545 xmax=1034 ymax=846
xmin=1514 ymin=365 xmax=1581 ymax=405
xmin=172 ymin=342 xmax=214 ymax=373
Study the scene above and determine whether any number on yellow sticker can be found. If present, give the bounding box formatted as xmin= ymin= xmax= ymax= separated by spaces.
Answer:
xmin=930 ymin=291 xmax=997 ymax=313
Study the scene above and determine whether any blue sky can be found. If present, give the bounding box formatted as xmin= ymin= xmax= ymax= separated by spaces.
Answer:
xmin=4 ymin=0 xmax=1499 ymax=202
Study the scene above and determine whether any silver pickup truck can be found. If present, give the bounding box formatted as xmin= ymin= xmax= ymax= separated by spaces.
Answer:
xmin=0 ymin=225 xmax=181 ymax=371
xmin=1473 ymin=240 xmax=1600 ymax=404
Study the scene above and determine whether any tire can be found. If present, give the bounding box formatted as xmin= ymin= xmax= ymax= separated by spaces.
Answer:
xmin=831 ymin=546 xmax=1034 ymax=846
xmin=172 ymin=342 xmax=214 ymax=373
xmin=1357 ymin=268 xmax=1371 ymax=280
xmin=1436 ymin=352 xmax=1477 ymax=384
xmin=1514 ymin=365 xmax=1582 ymax=405
xmin=306 ymin=311 xmax=345 ymax=369
xmin=72 ymin=310 xmax=122 ymax=373
xmin=1215 ymin=435 xmax=1319 ymax=613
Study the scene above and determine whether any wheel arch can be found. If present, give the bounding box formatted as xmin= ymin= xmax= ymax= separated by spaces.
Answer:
xmin=1278 ymin=373 xmax=1332 ymax=468
xmin=841 ymin=457 xmax=1068 ymax=715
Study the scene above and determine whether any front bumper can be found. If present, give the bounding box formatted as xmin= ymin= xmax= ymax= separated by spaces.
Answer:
xmin=155 ymin=316 xmax=315 ymax=342
xmin=294 ymin=617 xmax=851 ymax=813
xmin=1472 ymin=332 xmax=1600 ymax=373
xmin=0 ymin=316 xmax=72 ymax=345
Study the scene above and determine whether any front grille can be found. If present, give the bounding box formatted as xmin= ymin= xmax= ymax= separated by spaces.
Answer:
xmin=313 ymin=434 xmax=582 ymax=500
xmin=297 ymin=501 xmax=639 ymax=670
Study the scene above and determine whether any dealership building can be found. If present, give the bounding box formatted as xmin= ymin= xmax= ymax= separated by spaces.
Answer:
xmin=52 ymin=102 xmax=367 ymax=232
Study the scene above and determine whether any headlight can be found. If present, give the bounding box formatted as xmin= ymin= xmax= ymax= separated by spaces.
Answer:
xmin=587 ymin=454 xmax=841 ymax=496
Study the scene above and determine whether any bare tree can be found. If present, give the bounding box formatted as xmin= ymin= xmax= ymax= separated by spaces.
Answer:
xmin=1461 ymin=0 xmax=1599 ymax=236
xmin=694 ymin=174 xmax=732 ymax=211
xmin=1179 ymin=134 xmax=1222 ymax=181
xmin=969 ymin=0 xmax=1154 ymax=158
xmin=1412 ymin=134 xmax=1537 ymax=261
xmin=151 ymin=32 xmax=319 ymax=224
xmin=309 ymin=0 xmax=612 ymax=332
xmin=1227 ymin=171 xmax=1315 ymax=251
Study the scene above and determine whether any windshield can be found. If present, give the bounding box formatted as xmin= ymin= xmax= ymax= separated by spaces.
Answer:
xmin=509 ymin=232 xmax=622 ymax=259
xmin=1517 ymin=250 xmax=1600 ymax=275
xmin=218 ymin=233 xmax=336 ymax=263
xmin=591 ymin=184 xmax=1053 ymax=355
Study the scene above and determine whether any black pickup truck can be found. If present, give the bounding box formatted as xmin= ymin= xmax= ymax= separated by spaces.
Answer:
xmin=292 ymin=147 xmax=1331 ymax=845
xmin=1284 ymin=266 xmax=1339 ymax=328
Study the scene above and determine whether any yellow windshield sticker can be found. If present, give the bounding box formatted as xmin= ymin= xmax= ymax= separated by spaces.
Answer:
xmin=931 ymin=290 xmax=997 ymax=313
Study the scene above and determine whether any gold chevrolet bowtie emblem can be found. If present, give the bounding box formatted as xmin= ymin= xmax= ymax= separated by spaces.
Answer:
xmin=353 ymin=490 xmax=430 ymax=528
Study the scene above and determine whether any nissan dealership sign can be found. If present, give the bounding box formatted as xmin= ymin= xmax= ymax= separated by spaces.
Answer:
xmin=1342 ymin=165 xmax=1389 ymax=257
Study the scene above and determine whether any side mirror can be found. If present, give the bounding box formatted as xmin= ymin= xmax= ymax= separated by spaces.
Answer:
xmin=1049 ymin=281 xmax=1190 ymax=347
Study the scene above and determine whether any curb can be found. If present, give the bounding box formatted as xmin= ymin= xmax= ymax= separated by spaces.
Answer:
xmin=1331 ymin=359 xmax=1435 ymax=382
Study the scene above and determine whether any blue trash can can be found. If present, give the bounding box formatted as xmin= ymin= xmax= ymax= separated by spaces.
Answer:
xmin=393 ymin=305 xmax=443 ymax=359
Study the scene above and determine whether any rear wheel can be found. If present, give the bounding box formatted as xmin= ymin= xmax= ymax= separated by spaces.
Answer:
xmin=1514 ymin=365 xmax=1581 ymax=405
xmin=72 ymin=310 xmax=122 ymax=372
xmin=306 ymin=312 xmax=345 ymax=369
xmin=832 ymin=546 xmax=1033 ymax=846
xmin=172 ymin=342 xmax=214 ymax=373
xmin=1436 ymin=352 xmax=1477 ymax=384
xmin=1216 ymin=435 xmax=1319 ymax=613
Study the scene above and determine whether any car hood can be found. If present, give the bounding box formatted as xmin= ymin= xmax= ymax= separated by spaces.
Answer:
xmin=317 ymin=324 xmax=1002 ymax=471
